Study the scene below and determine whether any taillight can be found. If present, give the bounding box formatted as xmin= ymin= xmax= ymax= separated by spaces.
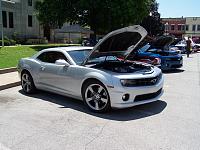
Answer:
xmin=152 ymin=58 xmax=161 ymax=65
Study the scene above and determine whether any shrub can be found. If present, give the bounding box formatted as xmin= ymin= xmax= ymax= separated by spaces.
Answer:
xmin=15 ymin=38 xmax=27 ymax=45
xmin=9 ymin=39 xmax=16 ymax=45
xmin=26 ymin=38 xmax=48 ymax=45
xmin=0 ymin=40 xmax=11 ymax=46
xmin=78 ymin=38 xmax=83 ymax=44
xmin=0 ymin=36 xmax=16 ymax=46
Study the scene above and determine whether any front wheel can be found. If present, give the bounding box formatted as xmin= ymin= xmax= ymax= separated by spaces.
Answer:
xmin=82 ymin=80 xmax=111 ymax=113
xmin=21 ymin=71 xmax=36 ymax=94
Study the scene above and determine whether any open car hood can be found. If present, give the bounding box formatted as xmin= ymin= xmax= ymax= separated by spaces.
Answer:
xmin=82 ymin=25 xmax=147 ymax=65
xmin=170 ymin=38 xmax=182 ymax=46
xmin=149 ymin=36 xmax=174 ymax=50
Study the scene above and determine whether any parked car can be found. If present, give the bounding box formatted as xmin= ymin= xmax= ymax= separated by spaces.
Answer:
xmin=133 ymin=36 xmax=183 ymax=71
xmin=173 ymin=38 xmax=200 ymax=53
xmin=82 ymin=38 xmax=98 ymax=46
xmin=18 ymin=25 xmax=164 ymax=112
xmin=169 ymin=38 xmax=182 ymax=53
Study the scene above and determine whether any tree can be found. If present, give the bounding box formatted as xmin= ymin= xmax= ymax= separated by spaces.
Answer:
xmin=72 ymin=0 xmax=155 ymax=35
xmin=35 ymin=0 xmax=155 ymax=39
xmin=35 ymin=0 xmax=74 ymax=40
xmin=140 ymin=0 xmax=164 ymax=37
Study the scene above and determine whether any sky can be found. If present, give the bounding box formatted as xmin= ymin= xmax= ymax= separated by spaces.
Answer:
xmin=157 ymin=0 xmax=200 ymax=18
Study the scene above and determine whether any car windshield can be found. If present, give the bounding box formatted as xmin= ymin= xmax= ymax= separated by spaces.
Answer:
xmin=138 ymin=44 xmax=151 ymax=52
xmin=67 ymin=49 xmax=91 ymax=65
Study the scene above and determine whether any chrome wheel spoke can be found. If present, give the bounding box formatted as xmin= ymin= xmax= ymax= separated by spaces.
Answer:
xmin=88 ymin=87 xmax=95 ymax=94
xmin=22 ymin=74 xmax=28 ymax=82
xmin=23 ymin=83 xmax=28 ymax=91
xmin=22 ymin=82 xmax=27 ymax=88
xmin=97 ymin=86 xmax=103 ymax=94
xmin=101 ymin=98 xmax=107 ymax=103
xmin=86 ymin=97 xmax=93 ymax=102
xmin=94 ymin=101 xmax=100 ymax=110
xmin=27 ymin=84 xmax=31 ymax=92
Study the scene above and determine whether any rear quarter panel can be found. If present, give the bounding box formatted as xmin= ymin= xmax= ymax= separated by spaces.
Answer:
xmin=18 ymin=58 xmax=41 ymax=86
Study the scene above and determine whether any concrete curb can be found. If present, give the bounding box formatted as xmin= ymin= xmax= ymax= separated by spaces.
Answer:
xmin=0 ymin=67 xmax=17 ymax=74
xmin=0 ymin=81 xmax=20 ymax=91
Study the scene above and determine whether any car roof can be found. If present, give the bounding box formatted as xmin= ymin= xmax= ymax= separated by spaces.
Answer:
xmin=41 ymin=46 xmax=93 ymax=52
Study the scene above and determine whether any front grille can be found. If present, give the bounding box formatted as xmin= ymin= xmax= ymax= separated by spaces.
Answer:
xmin=168 ymin=57 xmax=182 ymax=61
xmin=132 ymin=73 xmax=162 ymax=87
xmin=171 ymin=64 xmax=182 ymax=68
xmin=134 ymin=88 xmax=162 ymax=102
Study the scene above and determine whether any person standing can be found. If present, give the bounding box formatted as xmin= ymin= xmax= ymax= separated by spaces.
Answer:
xmin=186 ymin=37 xmax=191 ymax=58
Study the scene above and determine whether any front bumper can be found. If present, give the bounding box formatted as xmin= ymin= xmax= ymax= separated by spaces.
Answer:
xmin=108 ymin=75 xmax=164 ymax=109
xmin=161 ymin=59 xmax=183 ymax=70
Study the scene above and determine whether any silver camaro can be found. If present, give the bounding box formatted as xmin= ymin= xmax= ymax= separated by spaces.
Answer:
xmin=18 ymin=25 xmax=164 ymax=112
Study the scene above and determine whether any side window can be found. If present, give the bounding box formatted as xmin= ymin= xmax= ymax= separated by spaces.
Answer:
xmin=55 ymin=52 xmax=69 ymax=63
xmin=37 ymin=52 xmax=49 ymax=63
xmin=37 ymin=52 xmax=69 ymax=64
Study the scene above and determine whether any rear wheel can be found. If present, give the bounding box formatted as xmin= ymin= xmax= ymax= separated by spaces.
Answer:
xmin=82 ymin=80 xmax=111 ymax=113
xmin=21 ymin=71 xmax=36 ymax=94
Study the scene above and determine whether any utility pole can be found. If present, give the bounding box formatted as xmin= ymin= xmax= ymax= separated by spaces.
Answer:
xmin=0 ymin=0 xmax=4 ymax=47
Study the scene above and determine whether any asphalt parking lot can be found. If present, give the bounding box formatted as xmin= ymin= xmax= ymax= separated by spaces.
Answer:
xmin=0 ymin=53 xmax=200 ymax=150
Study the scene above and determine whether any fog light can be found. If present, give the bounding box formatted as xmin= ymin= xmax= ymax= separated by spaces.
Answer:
xmin=122 ymin=94 xmax=130 ymax=101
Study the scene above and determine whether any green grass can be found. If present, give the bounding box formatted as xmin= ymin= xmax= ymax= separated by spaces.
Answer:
xmin=0 ymin=44 xmax=80 ymax=69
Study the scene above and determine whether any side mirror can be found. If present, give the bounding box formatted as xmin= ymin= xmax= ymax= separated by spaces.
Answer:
xmin=55 ymin=59 xmax=70 ymax=67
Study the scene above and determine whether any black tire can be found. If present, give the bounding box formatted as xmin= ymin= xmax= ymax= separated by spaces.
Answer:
xmin=82 ymin=79 xmax=111 ymax=113
xmin=21 ymin=71 xmax=36 ymax=94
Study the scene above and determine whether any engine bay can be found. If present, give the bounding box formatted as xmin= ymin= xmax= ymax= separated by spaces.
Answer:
xmin=91 ymin=61 xmax=152 ymax=73
xmin=149 ymin=49 xmax=179 ymax=56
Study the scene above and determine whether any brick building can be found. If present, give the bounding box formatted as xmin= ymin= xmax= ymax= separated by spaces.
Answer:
xmin=162 ymin=17 xmax=200 ymax=39
xmin=162 ymin=18 xmax=186 ymax=38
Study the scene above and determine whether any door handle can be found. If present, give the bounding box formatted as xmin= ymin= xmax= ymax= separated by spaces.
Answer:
xmin=40 ymin=66 xmax=45 ymax=71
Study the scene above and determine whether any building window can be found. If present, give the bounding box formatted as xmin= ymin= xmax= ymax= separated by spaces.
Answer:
xmin=192 ymin=25 xmax=196 ymax=31
xmin=197 ymin=25 xmax=200 ymax=31
xmin=9 ymin=12 xmax=14 ymax=28
xmin=185 ymin=25 xmax=189 ymax=31
xmin=28 ymin=15 xmax=32 ymax=27
xmin=171 ymin=25 xmax=175 ymax=30
xmin=2 ymin=11 xmax=7 ymax=28
xmin=193 ymin=17 xmax=197 ymax=21
xmin=28 ymin=0 xmax=32 ymax=6
xmin=181 ymin=25 xmax=185 ymax=31
xmin=165 ymin=24 xmax=169 ymax=31
xmin=178 ymin=25 xmax=181 ymax=31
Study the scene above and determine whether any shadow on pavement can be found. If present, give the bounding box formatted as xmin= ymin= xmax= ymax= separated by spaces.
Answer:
xmin=163 ymin=69 xmax=185 ymax=74
xmin=19 ymin=90 xmax=167 ymax=121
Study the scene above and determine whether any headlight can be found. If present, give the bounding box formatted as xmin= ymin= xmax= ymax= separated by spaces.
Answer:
xmin=152 ymin=58 xmax=161 ymax=65
xmin=120 ymin=79 xmax=137 ymax=87
xmin=165 ymin=58 xmax=171 ymax=61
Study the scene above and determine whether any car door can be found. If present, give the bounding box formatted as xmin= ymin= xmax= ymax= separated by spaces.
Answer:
xmin=37 ymin=51 xmax=74 ymax=93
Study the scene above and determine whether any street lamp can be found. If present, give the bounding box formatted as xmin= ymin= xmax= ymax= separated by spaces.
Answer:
xmin=165 ymin=22 xmax=169 ymax=35
xmin=0 ymin=0 xmax=4 ymax=47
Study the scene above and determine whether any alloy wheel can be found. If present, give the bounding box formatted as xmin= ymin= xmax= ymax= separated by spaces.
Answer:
xmin=21 ymin=73 xmax=32 ymax=93
xmin=85 ymin=84 xmax=109 ymax=111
